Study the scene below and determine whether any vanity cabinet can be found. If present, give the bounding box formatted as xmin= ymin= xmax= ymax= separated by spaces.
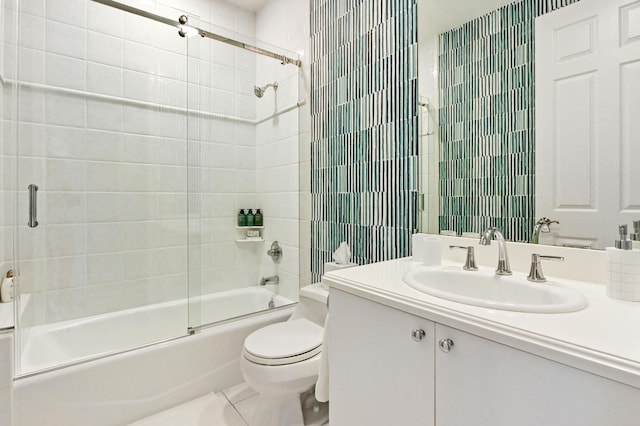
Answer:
xmin=435 ymin=324 xmax=640 ymax=426
xmin=330 ymin=289 xmax=640 ymax=426
xmin=330 ymin=289 xmax=435 ymax=426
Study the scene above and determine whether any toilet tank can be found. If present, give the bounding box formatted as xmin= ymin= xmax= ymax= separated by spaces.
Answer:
xmin=288 ymin=283 xmax=328 ymax=327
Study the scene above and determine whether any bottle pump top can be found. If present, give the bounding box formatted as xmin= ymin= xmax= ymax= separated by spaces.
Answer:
xmin=631 ymin=220 xmax=640 ymax=241
xmin=615 ymin=224 xmax=633 ymax=250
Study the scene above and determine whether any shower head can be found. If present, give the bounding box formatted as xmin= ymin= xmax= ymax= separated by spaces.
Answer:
xmin=253 ymin=82 xmax=278 ymax=98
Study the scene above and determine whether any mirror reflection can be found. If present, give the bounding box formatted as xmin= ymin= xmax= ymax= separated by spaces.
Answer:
xmin=418 ymin=0 xmax=640 ymax=250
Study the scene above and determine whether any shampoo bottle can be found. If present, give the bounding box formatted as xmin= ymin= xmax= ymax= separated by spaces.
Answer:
xmin=255 ymin=209 xmax=263 ymax=226
xmin=246 ymin=209 xmax=255 ymax=226
xmin=238 ymin=209 xmax=247 ymax=227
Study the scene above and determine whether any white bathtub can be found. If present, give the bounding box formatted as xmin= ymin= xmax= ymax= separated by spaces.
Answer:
xmin=14 ymin=287 xmax=295 ymax=426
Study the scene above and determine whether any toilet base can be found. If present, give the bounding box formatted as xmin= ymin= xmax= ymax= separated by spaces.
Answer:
xmin=251 ymin=393 xmax=304 ymax=426
xmin=300 ymin=387 xmax=329 ymax=426
xmin=249 ymin=386 xmax=329 ymax=426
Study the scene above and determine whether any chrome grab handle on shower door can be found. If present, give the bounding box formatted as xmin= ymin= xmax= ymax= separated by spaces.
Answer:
xmin=28 ymin=184 xmax=39 ymax=228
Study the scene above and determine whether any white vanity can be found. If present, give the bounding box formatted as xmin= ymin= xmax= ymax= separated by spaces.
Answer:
xmin=324 ymin=237 xmax=640 ymax=426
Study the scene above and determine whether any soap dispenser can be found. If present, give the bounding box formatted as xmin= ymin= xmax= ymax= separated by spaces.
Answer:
xmin=615 ymin=224 xmax=632 ymax=250
xmin=246 ymin=209 xmax=255 ymax=226
xmin=238 ymin=209 xmax=247 ymax=227
xmin=631 ymin=220 xmax=640 ymax=250
xmin=606 ymin=224 xmax=640 ymax=301
xmin=1 ymin=270 xmax=14 ymax=303
xmin=255 ymin=209 xmax=263 ymax=226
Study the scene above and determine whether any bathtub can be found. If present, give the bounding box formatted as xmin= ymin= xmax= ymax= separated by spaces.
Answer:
xmin=13 ymin=286 xmax=295 ymax=426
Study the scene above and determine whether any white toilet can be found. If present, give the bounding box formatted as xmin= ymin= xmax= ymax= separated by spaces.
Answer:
xmin=240 ymin=283 xmax=329 ymax=426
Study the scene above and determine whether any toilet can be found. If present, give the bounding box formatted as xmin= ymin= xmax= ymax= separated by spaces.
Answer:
xmin=240 ymin=283 xmax=329 ymax=426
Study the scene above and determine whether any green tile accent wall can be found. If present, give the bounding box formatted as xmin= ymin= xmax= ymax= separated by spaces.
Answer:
xmin=438 ymin=0 xmax=580 ymax=242
xmin=310 ymin=0 xmax=419 ymax=281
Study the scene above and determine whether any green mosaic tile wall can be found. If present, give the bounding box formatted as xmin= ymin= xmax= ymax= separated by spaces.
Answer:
xmin=310 ymin=0 xmax=419 ymax=282
xmin=438 ymin=0 xmax=580 ymax=242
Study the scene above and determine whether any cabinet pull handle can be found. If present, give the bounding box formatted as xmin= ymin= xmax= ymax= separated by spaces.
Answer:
xmin=28 ymin=184 xmax=39 ymax=228
xmin=411 ymin=329 xmax=426 ymax=342
xmin=439 ymin=338 xmax=454 ymax=353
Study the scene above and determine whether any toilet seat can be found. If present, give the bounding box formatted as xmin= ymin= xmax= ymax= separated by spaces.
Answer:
xmin=243 ymin=319 xmax=324 ymax=366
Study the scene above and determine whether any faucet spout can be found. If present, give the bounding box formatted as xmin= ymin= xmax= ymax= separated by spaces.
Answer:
xmin=531 ymin=217 xmax=559 ymax=244
xmin=479 ymin=227 xmax=512 ymax=275
xmin=260 ymin=275 xmax=280 ymax=286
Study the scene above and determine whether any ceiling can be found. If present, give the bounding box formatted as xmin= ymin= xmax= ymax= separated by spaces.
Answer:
xmin=230 ymin=0 xmax=269 ymax=12
xmin=421 ymin=0 xmax=515 ymax=39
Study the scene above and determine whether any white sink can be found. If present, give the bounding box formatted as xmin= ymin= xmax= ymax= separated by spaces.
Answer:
xmin=402 ymin=266 xmax=588 ymax=313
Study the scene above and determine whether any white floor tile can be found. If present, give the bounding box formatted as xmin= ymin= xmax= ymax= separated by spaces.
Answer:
xmin=233 ymin=393 xmax=259 ymax=424
xmin=222 ymin=382 xmax=258 ymax=404
xmin=129 ymin=393 xmax=246 ymax=426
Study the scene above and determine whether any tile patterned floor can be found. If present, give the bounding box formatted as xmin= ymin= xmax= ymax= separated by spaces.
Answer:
xmin=129 ymin=382 xmax=329 ymax=426
xmin=129 ymin=383 xmax=257 ymax=426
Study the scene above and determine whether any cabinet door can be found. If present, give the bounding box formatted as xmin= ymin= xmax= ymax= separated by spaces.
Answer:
xmin=435 ymin=324 xmax=640 ymax=426
xmin=330 ymin=289 xmax=435 ymax=426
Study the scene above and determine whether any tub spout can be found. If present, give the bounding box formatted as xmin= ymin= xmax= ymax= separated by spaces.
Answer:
xmin=260 ymin=275 xmax=279 ymax=286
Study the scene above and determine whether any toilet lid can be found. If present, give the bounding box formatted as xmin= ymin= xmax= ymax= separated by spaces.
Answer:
xmin=243 ymin=319 xmax=323 ymax=366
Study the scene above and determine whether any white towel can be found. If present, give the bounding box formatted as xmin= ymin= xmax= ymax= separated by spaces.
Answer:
xmin=315 ymin=314 xmax=330 ymax=402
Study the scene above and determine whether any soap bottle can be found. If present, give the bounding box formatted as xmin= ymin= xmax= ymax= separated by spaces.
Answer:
xmin=255 ymin=209 xmax=263 ymax=226
xmin=606 ymin=224 xmax=640 ymax=301
xmin=237 ymin=209 xmax=247 ymax=227
xmin=246 ymin=209 xmax=255 ymax=226
xmin=1 ymin=270 xmax=14 ymax=303
xmin=631 ymin=220 xmax=640 ymax=250
xmin=615 ymin=224 xmax=632 ymax=250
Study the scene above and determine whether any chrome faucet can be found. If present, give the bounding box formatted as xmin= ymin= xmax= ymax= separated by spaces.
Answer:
xmin=449 ymin=245 xmax=478 ymax=271
xmin=527 ymin=254 xmax=564 ymax=283
xmin=479 ymin=227 xmax=512 ymax=275
xmin=531 ymin=217 xmax=559 ymax=244
xmin=260 ymin=275 xmax=279 ymax=286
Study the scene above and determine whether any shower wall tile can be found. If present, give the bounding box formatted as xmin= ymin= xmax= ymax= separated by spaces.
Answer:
xmin=45 ymin=20 xmax=86 ymax=59
xmin=254 ymin=0 xmax=309 ymax=298
xmin=88 ymin=1 xmax=122 ymax=38
xmin=309 ymin=0 xmax=420 ymax=282
xmin=46 ymin=0 xmax=86 ymax=27
xmin=438 ymin=0 xmax=580 ymax=242
xmin=87 ymin=32 xmax=123 ymax=68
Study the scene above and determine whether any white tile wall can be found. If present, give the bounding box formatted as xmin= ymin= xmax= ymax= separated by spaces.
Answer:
xmin=256 ymin=0 xmax=310 ymax=294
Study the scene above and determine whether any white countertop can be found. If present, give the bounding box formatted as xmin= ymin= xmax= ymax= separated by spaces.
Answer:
xmin=0 ymin=301 xmax=13 ymax=330
xmin=324 ymin=256 xmax=640 ymax=389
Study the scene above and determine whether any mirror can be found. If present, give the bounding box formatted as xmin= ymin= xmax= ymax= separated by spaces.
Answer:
xmin=417 ymin=0 xmax=640 ymax=250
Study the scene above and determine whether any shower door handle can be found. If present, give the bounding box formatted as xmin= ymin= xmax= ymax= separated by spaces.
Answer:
xmin=28 ymin=184 xmax=38 ymax=228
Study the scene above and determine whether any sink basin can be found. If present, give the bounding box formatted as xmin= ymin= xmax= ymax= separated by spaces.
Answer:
xmin=402 ymin=267 xmax=588 ymax=313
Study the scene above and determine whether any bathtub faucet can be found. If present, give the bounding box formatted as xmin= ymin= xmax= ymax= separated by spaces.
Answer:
xmin=260 ymin=275 xmax=280 ymax=286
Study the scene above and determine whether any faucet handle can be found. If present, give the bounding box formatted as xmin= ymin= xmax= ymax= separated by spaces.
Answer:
xmin=527 ymin=254 xmax=564 ymax=283
xmin=449 ymin=246 xmax=478 ymax=271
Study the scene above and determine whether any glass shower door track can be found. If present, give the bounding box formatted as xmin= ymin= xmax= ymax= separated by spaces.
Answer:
xmin=90 ymin=0 xmax=302 ymax=67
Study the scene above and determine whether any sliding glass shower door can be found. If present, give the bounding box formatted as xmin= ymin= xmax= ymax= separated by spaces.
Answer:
xmin=13 ymin=0 xmax=191 ymax=375
xmin=184 ymin=15 xmax=301 ymax=329
xmin=11 ymin=0 xmax=302 ymax=376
